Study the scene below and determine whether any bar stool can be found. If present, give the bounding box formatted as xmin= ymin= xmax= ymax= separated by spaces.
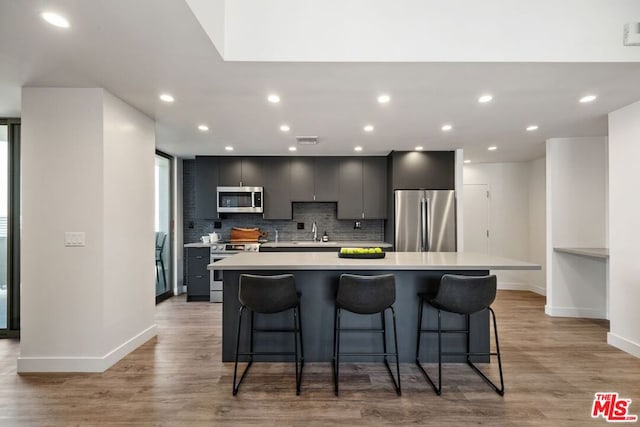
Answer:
xmin=416 ymin=274 xmax=504 ymax=395
xmin=232 ymin=274 xmax=304 ymax=396
xmin=333 ymin=273 xmax=401 ymax=396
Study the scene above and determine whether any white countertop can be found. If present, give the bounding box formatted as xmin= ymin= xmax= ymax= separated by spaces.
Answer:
xmin=184 ymin=242 xmax=213 ymax=248
xmin=209 ymin=251 xmax=541 ymax=271
xmin=554 ymin=247 xmax=609 ymax=259
xmin=260 ymin=240 xmax=392 ymax=248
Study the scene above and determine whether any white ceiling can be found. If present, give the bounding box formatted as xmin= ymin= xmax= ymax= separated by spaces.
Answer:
xmin=1 ymin=0 xmax=640 ymax=162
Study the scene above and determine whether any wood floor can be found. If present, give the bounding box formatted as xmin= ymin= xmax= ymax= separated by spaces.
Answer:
xmin=1 ymin=291 xmax=638 ymax=426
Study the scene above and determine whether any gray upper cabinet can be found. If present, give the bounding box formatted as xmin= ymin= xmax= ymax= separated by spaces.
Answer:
xmin=362 ymin=157 xmax=387 ymax=219
xmin=290 ymin=157 xmax=315 ymax=201
xmin=261 ymin=157 xmax=292 ymax=219
xmin=194 ymin=156 xmax=219 ymax=219
xmin=390 ymin=151 xmax=455 ymax=190
xmin=218 ymin=157 xmax=263 ymax=187
xmin=217 ymin=157 xmax=242 ymax=186
xmin=337 ymin=157 xmax=388 ymax=220
xmin=314 ymin=157 xmax=340 ymax=201
xmin=337 ymin=158 xmax=364 ymax=219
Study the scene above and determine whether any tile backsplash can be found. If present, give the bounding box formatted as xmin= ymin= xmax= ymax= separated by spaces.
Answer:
xmin=183 ymin=159 xmax=385 ymax=244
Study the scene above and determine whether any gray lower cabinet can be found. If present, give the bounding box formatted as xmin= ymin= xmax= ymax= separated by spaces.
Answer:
xmin=262 ymin=157 xmax=292 ymax=219
xmin=195 ymin=156 xmax=219 ymax=219
xmin=186 ymin=247 xmax=210 ymax=302
xmin=337 ymin=157 xmax=387 ymax=219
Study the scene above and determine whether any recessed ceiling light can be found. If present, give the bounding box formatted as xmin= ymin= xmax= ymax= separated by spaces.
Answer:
xmin=280 ymin=124 xmax=290 ymax=132
xmin=41 ymin=12 xmax=70 ymax=28
xmin=464 ymin=160 xmax=471 ymax=164
xmin=478 ymin=94 xmax=493 ymax=103
xmin=363 ymin=125 xmax=374 ymax=132
xmin=267 ymin=94 xmax=280 ymax=103
xmin=197 ymin=124 xmax=209 ymax=132
xmin=354 ymin=146 xmax=363 ymax=152
xmin=488 ymin=146 xmax=498 ymax=151
xmin=288 ymin=146 xmax=297 ymax=152
xmin=526 ymin=125 xmax=539 ymax=131
xmin=415 ymin=146 xmax=424 ymax=151
xmin=441 ymin=124 xmax=453 ymax=132
xmin=377 ymin=94 xmax=391 ymax=104
xmin=579 ymin=94 xmax=597 ymax=103
xmin=159 ymin=93 xmax=174 ymax=103
xmin=224 ymin=146 xmax=234 ymax=151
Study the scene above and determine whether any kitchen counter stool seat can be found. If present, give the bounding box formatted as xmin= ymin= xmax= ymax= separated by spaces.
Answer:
xmin=416 ymin=274 xmax=504 ymax=396
xmin=333 ymin=273 xmax=401 ymax=396
xmin=233 ymin=273 xmax=304 ymax=396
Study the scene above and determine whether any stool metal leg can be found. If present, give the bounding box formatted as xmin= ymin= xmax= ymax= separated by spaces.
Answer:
xmin=233 ymin=306 xmax=253 ymax=395
xmin=293 ymin=307 xmax=301 ymax=395
xmin=415 ymin=298 xmax=442 ymax=395
xmin=297 ymin=303 xmax=305 ymax=367
xmin=465 ymin=308 xmax=505 ymax=395
xmin=333 ymin=307 xmax=342 ymax=396
xmin=389 ymin=306 xmax=402 ymax=396
xmin=381 ymin=311 xmax=388 ymax=363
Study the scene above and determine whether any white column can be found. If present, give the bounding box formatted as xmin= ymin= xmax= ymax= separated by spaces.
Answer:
xmin=608 ymin=100 xmax=640 ymax=358
xmin=19 ymin=88 xmax=157 ymax=372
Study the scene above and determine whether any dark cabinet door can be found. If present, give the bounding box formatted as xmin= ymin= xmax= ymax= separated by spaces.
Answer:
xmin=194 ymin=156 xmax=219 ymax=219
xmin=314 ymin=157 xmax=340 ymax=201
xmin=391 ymin=151 xmax=455 ymax=190
xmin=363 ymin=157 xmax=387 ymax=219
xmin=289 ymin=157 xmax=315 ymax=201
xmin=261 ymin=157 xmax=292 ymax=219
xmin=186 ymin=247 xmax=210 ymax=299
xmin=240 ymin=157 xmax=263 ymax=187
xmin=218 ymin=157 xmax=242 ymax=186
xmin=337 ymin=158 xmax=364 ymax=219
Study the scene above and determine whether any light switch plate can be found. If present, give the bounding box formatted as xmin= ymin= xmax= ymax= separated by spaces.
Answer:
xmin=64 ymin=232 xmax=86 ymax=247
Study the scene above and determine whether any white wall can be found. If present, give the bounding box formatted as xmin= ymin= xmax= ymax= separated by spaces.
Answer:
xmin=528 ymin=158 xmax=546 ymax=294
xmin=463 ymin=162 xmax=535 ymax=291
xmin=608 ymin=100 xmax=640 ymax=357
xmin=545 ymin=137 xmax=608 ymax=319
xmin=102 ymin=92 xmax=156 ymax=356
xmin=20 ymin=88 xmax=156 ymax=372
xmin=216 ymin=0 xmax=640 ymax=61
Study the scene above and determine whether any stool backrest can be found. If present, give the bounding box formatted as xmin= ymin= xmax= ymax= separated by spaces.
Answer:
xmin=432 ymin=274 xmax=497 ymax=314
xmin=239 ymin=274 xmax=298 ymax=313
xmin=337 ymin=274 xmax=396 ymax=314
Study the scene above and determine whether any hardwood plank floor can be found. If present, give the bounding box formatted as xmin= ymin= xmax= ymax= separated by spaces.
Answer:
xmin=1 ymin=291 xmax=638 ymax=426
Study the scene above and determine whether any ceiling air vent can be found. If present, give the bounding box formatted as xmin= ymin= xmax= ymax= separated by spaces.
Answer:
xmin=296 ymin=136 xmax=319 ymax=145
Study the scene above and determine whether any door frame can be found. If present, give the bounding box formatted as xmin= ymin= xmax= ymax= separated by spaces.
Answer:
xmin=0 ymin=118 xmax=20 ymax=337
xmin=155 ymin=150 xmax=174 ymax=304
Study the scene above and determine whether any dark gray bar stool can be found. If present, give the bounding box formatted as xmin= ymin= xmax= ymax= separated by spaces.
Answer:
xmin=416 ymin=274 xmax=504 ymax=395
xmin=233 ymin=274 xmax=304 ymax=396
xmin=333 ymin=273 xmax=401 ymax=396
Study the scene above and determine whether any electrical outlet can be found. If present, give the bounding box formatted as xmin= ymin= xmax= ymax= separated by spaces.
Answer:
xmin=353 ymin=221 xmax=362 ymax=229
xmin=64 ymin=232 xmax=86 ymax=247
xmin=188 ymin=221 xmax=194 ymax=229
xmin=297 ymin=222 xmax=305 ymax=230
xmin=214 ymin=221 xmax=222 ymax=229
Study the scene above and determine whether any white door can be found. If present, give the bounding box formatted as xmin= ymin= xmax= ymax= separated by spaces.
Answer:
xmin=463 ymin=184 xmax=489 ymax=254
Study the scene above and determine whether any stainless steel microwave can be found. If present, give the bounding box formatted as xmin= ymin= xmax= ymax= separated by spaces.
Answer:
xmin=217 ymin=186 xmax=263 ymax=213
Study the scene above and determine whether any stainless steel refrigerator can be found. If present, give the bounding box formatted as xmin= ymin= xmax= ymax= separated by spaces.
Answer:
xmin=394 ymin=190 xmax=457 ymax=252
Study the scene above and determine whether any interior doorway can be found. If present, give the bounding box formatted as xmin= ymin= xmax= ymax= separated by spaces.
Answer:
xmin=463 ymin=184 xmax=490 ymax=254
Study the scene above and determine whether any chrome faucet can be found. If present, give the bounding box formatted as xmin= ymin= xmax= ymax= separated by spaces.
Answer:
xmin=311 ymin=221 xmax=318 ymax=242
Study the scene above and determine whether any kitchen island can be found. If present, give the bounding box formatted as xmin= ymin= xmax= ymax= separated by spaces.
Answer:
xmin=211 ymin=252 xmax=540 ymax=362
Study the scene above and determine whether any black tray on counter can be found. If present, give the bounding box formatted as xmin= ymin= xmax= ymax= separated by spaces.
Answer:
xmin=338 ymin=252 xmax=386 ymax=259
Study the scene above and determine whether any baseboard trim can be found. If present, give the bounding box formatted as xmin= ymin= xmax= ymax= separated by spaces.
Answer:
xmin=498 ymin=282 xmax=546 ymax=296
xmin=544 ymin=305 xmax=606 ymax=319
xmin=17 ymin=324 xmax=157 ymax=373
xmin=608 ymin=332 xmax=640 ymax=358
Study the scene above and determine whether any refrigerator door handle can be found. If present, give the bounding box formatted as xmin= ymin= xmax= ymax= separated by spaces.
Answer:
xmin=420 ymin=198 xmax=427 ymax=251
